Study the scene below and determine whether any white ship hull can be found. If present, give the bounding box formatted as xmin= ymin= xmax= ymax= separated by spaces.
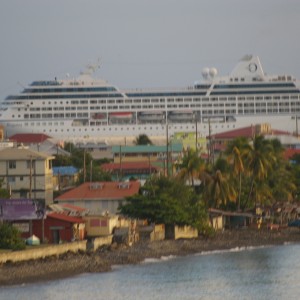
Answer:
xmin=1 ymin=114 xmax=298 ymax=144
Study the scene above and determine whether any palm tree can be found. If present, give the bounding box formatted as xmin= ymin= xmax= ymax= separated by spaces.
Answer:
xmin=207 ymin=169 xmax=235 ymax=209
xmin=133 ymin=134 xmax=153 ymax=145
xmin=176 ymin=148 xmax=204 ymax=187
xmin=225 ymin=137 xmax=249 ymax=210
xmin=242 ymin=135 xmax=276 ymax=209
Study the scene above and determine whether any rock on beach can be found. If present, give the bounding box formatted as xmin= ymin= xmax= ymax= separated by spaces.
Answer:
xmin=1 ymin=228 xmax=300 ymax=286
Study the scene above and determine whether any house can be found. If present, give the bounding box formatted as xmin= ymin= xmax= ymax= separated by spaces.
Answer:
xmin=208 ymin=208 xmax=255 ymax=229
xmin=112 ymin=144 xmax=183 ymax=164
xmin=9 ymin=133 xmax=70 ymax=157
xmin=84 ymin=214 xmax=119 ymax=237
xmin=0 ymin=146 xmax=54 ymax=205
xmin=52 ymin=166 xmax=79 ymax=190
xmin=30 ymin=212 xmax=85 ymax=243
xmin=112 ymin=144 xmax=183 ymax=177
xmin=101 ymin=161 xmax=160 ymax=181
xmin=208 ymin=123 xmax=300 ymax=155
xmin=55 ymin=181 xmax=140 ymax=215
xmin=75 ymin=141 xmax=113 ymax=160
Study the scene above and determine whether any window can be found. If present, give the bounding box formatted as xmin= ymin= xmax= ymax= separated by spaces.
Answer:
xmin=8 ymin=176 xmax=15 ymax=183
xmin=9 ymin=161 xmax=16 ymax=169
xmin=27 ymin=160 xmax=34 ymax=169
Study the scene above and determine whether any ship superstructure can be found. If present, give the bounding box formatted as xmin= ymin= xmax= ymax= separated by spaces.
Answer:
xmin=0 ymin=55 xmax=299 ymax=143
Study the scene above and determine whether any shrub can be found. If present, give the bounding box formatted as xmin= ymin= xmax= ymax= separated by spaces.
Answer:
xmin=0 ymin=223 xmax=26 ymax=251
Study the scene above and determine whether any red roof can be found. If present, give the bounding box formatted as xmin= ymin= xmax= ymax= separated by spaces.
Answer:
xmin=55 ymin=181 xmax=140 ymax=201
xmin=9 ymin=133 xmax=51 ymax=144
xmin=283 ymin=148 xmax=300 ymax=160
xmin=61 ymin=203 xmax=87 ymax=212
xmin=47 ymin=212 xmax=84 ymax=223
xmin=101 ymin=161 xmax=159 ymax=171
xmin=209 ymin=125 xmax=291 ymax=140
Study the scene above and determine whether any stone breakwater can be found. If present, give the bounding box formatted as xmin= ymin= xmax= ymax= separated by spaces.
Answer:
xmin=1 ymin=227 xmax=300 ymax=286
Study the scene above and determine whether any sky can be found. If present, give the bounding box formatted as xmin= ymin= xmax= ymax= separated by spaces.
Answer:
xmin=0 ymin=0 xmax=300 ymax=100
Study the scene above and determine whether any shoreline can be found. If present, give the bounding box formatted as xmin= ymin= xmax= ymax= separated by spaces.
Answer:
xmin=1 ymin=227 xmax=300 ymax=287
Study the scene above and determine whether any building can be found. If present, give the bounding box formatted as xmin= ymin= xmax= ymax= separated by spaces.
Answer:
xmin=9 ymin=133 xmax=70 ymax=157
xmin=52 ymin=166 xmax=79 ymax=191
xmin=209 ymin=123 xmax=300 ymax=155
xmin=55 ymin=181 xmax=140 ymax=215
xmin=101 ymin=161 xmax=160 ymax=181
xmin=30 ymin=212 xmax=86 ymax=243
xmin=0 ymin=146 xmax=54 ymax=205
xmin=111 ymin=144 xmax=183 ymax=163
xmin=172 ymin=132 xmax=207 ymax=152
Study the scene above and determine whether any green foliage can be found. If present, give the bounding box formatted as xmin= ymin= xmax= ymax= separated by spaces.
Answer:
xmin=0 ymin=223 xmax=26 ymax=251
xmin=0 ymin=178 xmax=10 ymax=198
xmin=77 ymin=164 xmax=112 ymax=184
xmin=133 ymin=134 xmax=153 ymax=145
xmin=119 ymin=175 xmax=208 ymax=230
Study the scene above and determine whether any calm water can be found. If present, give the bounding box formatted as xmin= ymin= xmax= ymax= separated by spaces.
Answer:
xmin=1 ymin=243 xmax=300 ymax=300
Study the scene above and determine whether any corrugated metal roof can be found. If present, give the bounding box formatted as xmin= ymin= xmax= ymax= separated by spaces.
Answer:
xmin=53 ymin=166 xmax=79 ymax=176
xmin=47 ymin=212 xmax=84 ymax=223
xmin=111 ymin=144 xmax=183 ymax=154
xmin=101 ymin=161 xmax=159 ymax=171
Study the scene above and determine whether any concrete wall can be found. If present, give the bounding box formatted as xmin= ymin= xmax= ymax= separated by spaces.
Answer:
xmin=0 ymin=235 xmax=115 ymax=263
xmin=174 ymin=225 xmax=198 ymax=239
xmin=92 ymin=235 xmax=113 ymax=251
xmin=0 ymin=240 xmax=87 ymax=264
xmin=165 ymin=225 xmax=198 ymax=240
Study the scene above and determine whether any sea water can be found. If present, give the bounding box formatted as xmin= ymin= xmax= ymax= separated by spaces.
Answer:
xmin=1 ymin=243 xmax=300 ymax=300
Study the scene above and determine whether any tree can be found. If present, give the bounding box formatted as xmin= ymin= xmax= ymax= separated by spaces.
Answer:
xmin=242 ymin=135 xmax=276 ymax=209
xmin=133 ymin=134 xmax=153 ymax=145
xmin=176 ymin=148 xmax=205 ymax=187
xmin=206 ymin=169 xmax=236 ymax=209
xmin=119 ymin=175 xmax=208 ymax=230
xmin=0 ymin=223 xmax=26 ymax=250
xmin=0 ymin=178 xmax=10 ymax=198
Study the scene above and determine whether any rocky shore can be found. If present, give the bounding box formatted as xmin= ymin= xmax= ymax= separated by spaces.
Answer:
xmin=1 ymin=227 xmax=300 ymax=286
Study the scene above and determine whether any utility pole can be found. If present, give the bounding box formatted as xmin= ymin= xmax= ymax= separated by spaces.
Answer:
xmin=195 ymin=116 xmax=198 ymax=152
xmin=119 ymin=145 xmax=122 ymax=180
xmin=83 ymin=149 xmax=86 ymax=183
xmin=90 ymin=160 xmax=93 ymax=183
xmin=166 ymin=123 xmax=169 ymax=177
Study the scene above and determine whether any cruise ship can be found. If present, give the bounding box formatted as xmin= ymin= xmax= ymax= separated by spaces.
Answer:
xmin=1 ymin=55 xmax=300 ymax=143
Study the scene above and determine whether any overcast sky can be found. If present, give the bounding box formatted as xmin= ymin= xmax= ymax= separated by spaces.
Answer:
xmin=0 ymin=0 xmax=300 ymax=99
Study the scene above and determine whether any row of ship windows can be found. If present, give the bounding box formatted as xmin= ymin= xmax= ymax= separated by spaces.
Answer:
xmin=15 ymin=107 xmax=300 ymax=120
xmin=26 ymin=100 xmax=300 ymax=112
xmin=22 ymin=123 xmax=236 ymax=132
xmin=14 ymin=94 xmax=300 ymax=107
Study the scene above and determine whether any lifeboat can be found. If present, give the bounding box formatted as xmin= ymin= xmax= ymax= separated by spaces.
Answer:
xmin=91 ymin=113 xmax=106 ymax=120
xmin=109 ymin=112 xmax=133 ymax=120
xmin=168 ymin=110 xmax=194 ymax=122
xmin=138 ymin=111 xmax=165 ymax=122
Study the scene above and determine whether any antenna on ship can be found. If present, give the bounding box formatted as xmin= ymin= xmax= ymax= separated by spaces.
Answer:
xmin=81 ymin=58 xmax=101 ymax=76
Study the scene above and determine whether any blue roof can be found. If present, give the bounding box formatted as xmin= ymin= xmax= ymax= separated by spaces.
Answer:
xmin=53 ymin=166 xmax=79 ymax=176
